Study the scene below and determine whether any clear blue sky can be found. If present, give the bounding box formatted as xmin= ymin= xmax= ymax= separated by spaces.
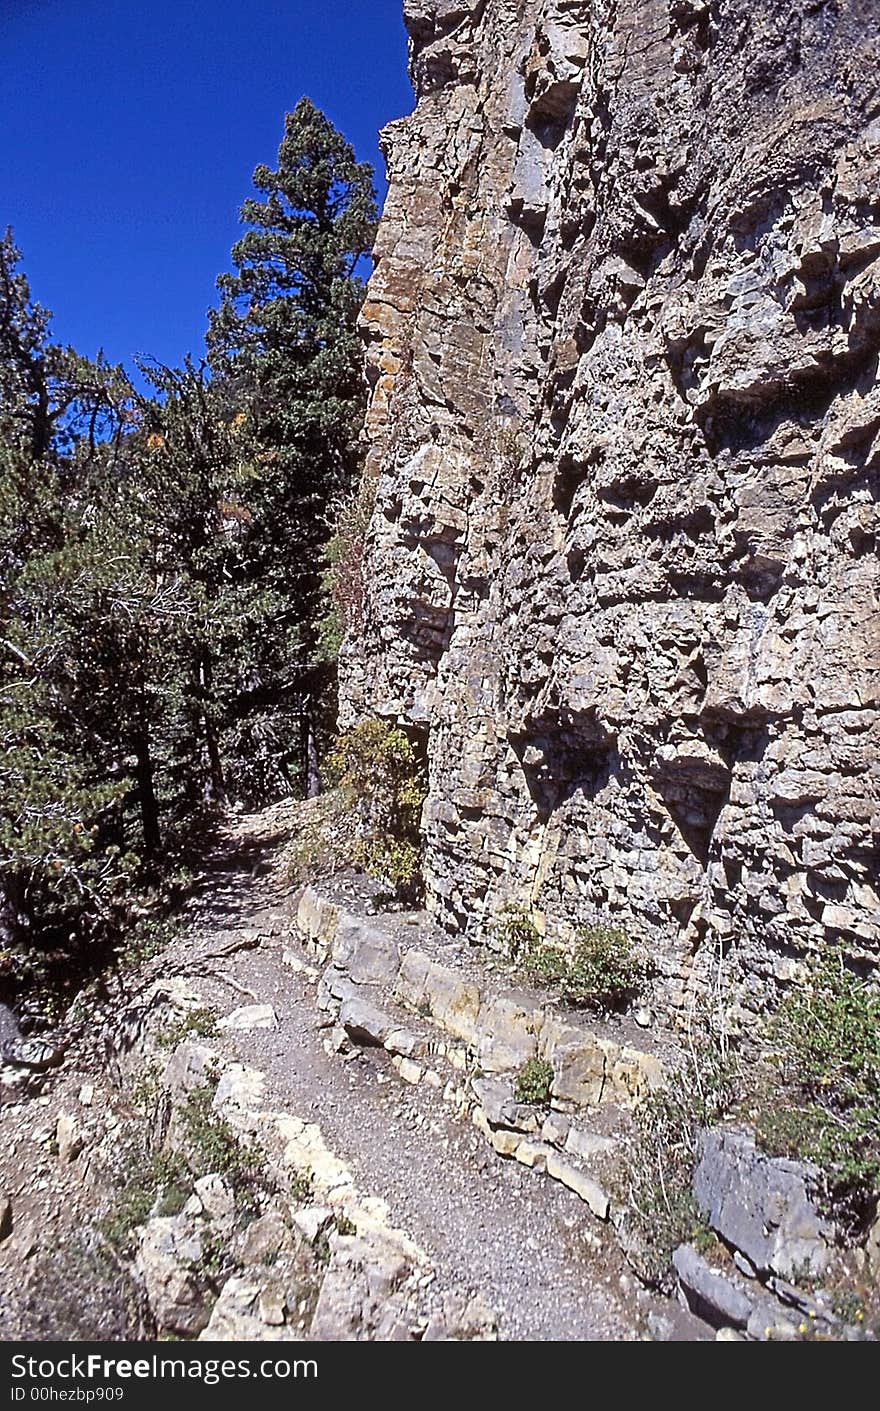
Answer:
xmin=0 ymin=0 xmax=412 ymax=376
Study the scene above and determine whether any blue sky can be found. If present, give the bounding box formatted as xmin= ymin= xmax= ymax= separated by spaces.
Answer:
xmin=0 ymin=0 xmax=412 ymax=376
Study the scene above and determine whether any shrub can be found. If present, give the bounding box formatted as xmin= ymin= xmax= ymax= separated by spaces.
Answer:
xmin=316 ymin=488 xmax=375 ymax=660
xmin=328 ymin=719 xmax=426 ymax=899
xmin=156 ymin=1006 xmax=217 ymax=1048
xmin=508 ymin=916 xmax=644 ymax=1012
xmin=496 ymin=905 xmax=541 ymax=959
xmin=103 ymin=1149 xmax=191 ymax=1251
xmin=515 ymin=1057 xmax=554 ymax=1106
xmin=758 ymin=953 xmax=880 ymax=1228
xmin=619 ymin=1036 xmax=739 ymax=1289
xmin=179 ymin=1086 xmax=269 ymax=1212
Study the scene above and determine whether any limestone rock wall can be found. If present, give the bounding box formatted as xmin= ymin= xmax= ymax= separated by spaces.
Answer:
xmin=341 ymin=0 xmax=880 ymax=1021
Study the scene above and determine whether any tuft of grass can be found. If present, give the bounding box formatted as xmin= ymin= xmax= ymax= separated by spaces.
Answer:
xmin=103 ymin=1149 xmax=191 ymax=1251
xmin=495 ymin=905 xmax=541 ymax=958
xmin=288 ymin=1171 xmax=313 ymax=1203
xmin=178 ymin=1087 xmax=270 ymax=1214
xmin=619 ymin=1037 xmax=739 ymax=1289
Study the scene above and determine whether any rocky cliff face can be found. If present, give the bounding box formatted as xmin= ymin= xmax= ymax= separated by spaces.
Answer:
xmin=341 ymin=0 xmax=880 ymax=1022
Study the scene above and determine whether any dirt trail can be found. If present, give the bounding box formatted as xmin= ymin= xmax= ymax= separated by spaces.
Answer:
xmin=0 ymin=806 xmax=652 ymax=1342
xmin=174 ymin=809 xmax=646 ymax=1341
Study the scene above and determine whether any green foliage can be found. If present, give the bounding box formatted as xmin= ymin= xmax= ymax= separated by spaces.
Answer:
xmin=288 ymin=1171 xmax=313 ymax=1203
xmin=316 ymin=486 xmax=375 ymax=661
xmin=620 ymin=1038 xmax=738 ymax=1289
xmin=207 ymin=98 xmax=377 ymax=647
xmin=103 ymin=1149 xmax=191 ymax=1251
xmin=156 ymin=1006 xmax=218 ymax=1049
xmin=329 ymin=720 xmax=426 ymax=898
xmin=496 ymin=906 xmax=541 ymax=958
xmin=509 ymin=918 xmax=644 ymax=1012
xmin=179 ymin=1087 xmax=270 ymax=1213
xmin=515 ymin=1057 xmax=554 ymax=1106
xmin=758 ymin=954 xmax=880 ymax=1226
xmin=0 ymin=101 xmax=377 ymax=973
xmin=0 ymin=231 xmax=150 ymax=960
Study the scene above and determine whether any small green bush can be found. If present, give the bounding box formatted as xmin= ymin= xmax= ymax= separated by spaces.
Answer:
xmin=103 ymin=1149 xmax=191 ymax=1250
xmin=156 ymin=1006 xmax=217 ymax=1048
xmin=515 ymin=1057 xmax=554 ymax=1106
xmin=508 ymin=917 xmax=644 ymax=1012
xmin=496 ymin=906 xmax=541 ymax=959
xmin=329 ymin=719 xmax=426 ymax=899
xmin=758 ymin=954 xmax=880 ymax=1227
xmin=180 ymin=1086 xmax=269 ymax=1212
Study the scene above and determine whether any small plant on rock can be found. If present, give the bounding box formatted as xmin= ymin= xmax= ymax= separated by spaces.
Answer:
xmin=515 ymin=1057 xmax=554 ymax=1106
xmin=496 ymin=905 xmax=541 ymax=960
xmin=179 ymin=1086 xmax=270 ymax=1213
xmin=103 ymin=1148 xmax=191 ymax=1251
xmin=156 ymin=1006 xmax=217 ymax=1048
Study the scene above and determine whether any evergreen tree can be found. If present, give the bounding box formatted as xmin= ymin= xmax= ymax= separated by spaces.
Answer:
xmin=0 ymin=235 xmax=138 ymax=954
xmin=0 ymin=101 xmax=376 ymax=965
xmin=207 ymin=98 xmax=377 ymax=650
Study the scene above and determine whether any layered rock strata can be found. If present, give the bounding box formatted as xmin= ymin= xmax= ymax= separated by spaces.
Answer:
xmin=342 ymin=0 xmax=880 ymax=1017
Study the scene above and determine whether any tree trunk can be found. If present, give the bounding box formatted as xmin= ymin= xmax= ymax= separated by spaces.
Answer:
xmin=0 ymin=873 xmax=21 ymax=949
xmin=199 ymin=650 xmax=227 ymax=806
xmin=304 ymin=702 xmax=321 ymax=798
xmin=133 ymin=732 xmax=162 ymax=857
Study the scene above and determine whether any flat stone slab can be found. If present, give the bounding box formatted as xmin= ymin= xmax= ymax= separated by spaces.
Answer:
xmin=219 ymin=1004 xmax=278 ymax=1032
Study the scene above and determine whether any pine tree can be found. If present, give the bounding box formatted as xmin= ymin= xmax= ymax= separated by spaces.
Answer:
xmin=0 ymin=234 xmax=140 ymax=954
xmin=0 ymin=100 xmax=377 ymax=961
xmin=207 ymin=98 xmax=377 ymax=651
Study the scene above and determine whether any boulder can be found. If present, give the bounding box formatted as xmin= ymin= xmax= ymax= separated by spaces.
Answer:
xmin=309 ymin=1233 xmax=411 ymax=1341
xmin=867 ymin=1211 xmax=880 ymax=1285
xmin=331 ymin=916 xmax=401 ymax=985
xmin=545 ymin=1152 xmax=610 ymax=1219
xmin=693 ymin=1128 xmax=832 ymax=1280
xmin=218 ymin=1004 xmax=277 ymax=1031
xmin=544 ymin=1021 xmax=607 ymax=1107
xmin=55 ymin=1112 xmax=83 ymax=1164
xmin=161 ymin=1041 xmax=219 ymax=1096
xmin=476 ymin=992 xmax=541 ymax=1072
xmin=199 ymin=1276 xmax=293 ymax=1342
xmin=192 ymin=1174 xmax=235 ymax=1233
xmin=339 ymin=995 xmax=397 ymax=1046
xmin=136 ymin=1215 xmax=210 ymax=1337
xmin=673 ymin=1244 xmax=755 ymax=1329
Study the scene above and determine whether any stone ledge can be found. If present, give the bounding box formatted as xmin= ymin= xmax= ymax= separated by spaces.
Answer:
xmin=293 ymin=881 xmax=669 ymax=1220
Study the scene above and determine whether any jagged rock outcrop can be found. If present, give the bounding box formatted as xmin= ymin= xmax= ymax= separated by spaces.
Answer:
xmin=342 ymin=0 xmax=880 ymax=1019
